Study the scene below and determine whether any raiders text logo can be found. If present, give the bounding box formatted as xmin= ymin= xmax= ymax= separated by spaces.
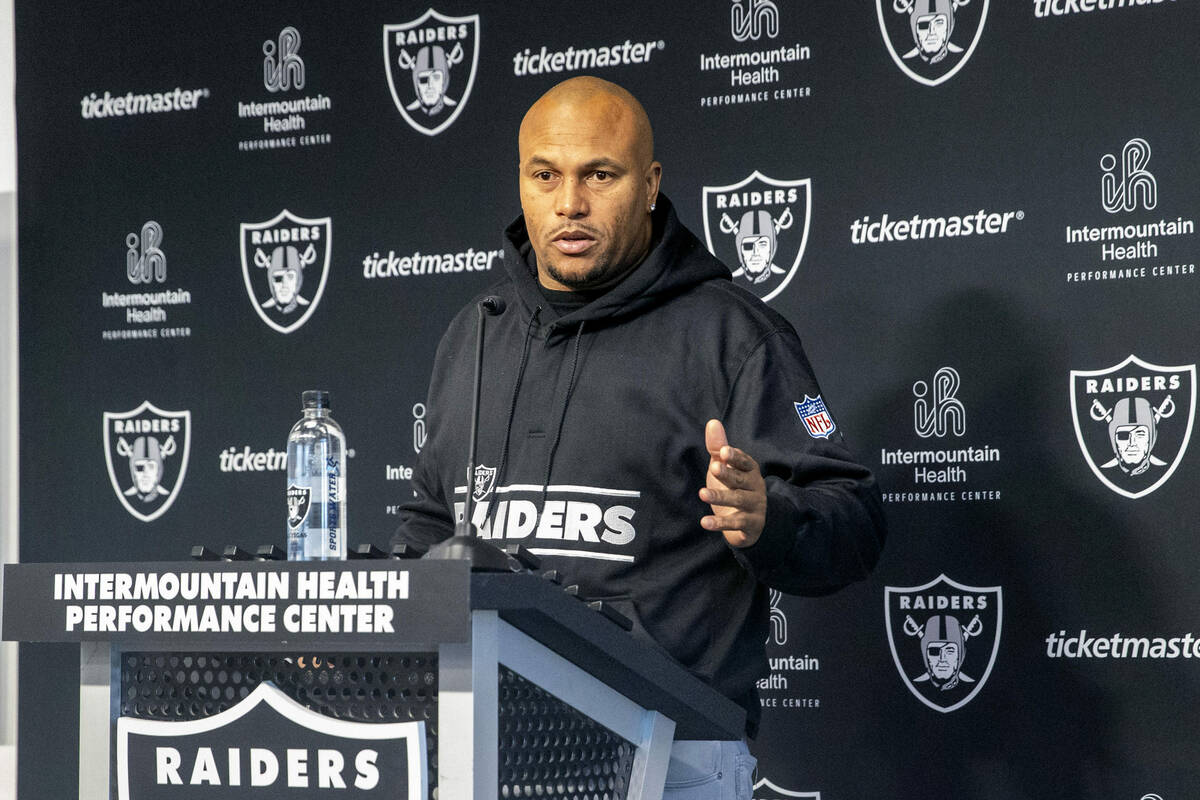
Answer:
xmin=240 ymin=210 xmax=332 ymax=334
xmin=702 ymin=171 xmax=811 ymax=303
xmin=885 ymin=574 xmax=1002 ymax=712
xmin=383 ymin=9 xmax=480 ymax=136
xmin=1070 ymin=354 xmax=1195 ymax=499
xmin=876 ymin=0 xmax=989 ymax=87
xmin=103 ymin=401 xmax=191 ymax=522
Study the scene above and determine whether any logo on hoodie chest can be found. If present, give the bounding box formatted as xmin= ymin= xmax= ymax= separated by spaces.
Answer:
xmin=702 ymin=171 xmax=811 ymax=303
xmin=453 ymin=471 xmax=641 ymax=562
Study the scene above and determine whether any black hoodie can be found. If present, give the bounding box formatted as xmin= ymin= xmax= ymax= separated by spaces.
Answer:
xmin=398 ymin=195 xmax=885 ymax=734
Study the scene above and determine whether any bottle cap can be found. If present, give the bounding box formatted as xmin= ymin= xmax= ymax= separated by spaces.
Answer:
xmin=301 ymin=390 xmax=331 ymax=409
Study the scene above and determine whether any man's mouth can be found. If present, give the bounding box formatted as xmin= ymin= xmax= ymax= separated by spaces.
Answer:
xmin=552 ymin=230 xmax=597 ymax=255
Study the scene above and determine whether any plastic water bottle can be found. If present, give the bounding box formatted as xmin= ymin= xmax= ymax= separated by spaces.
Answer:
xmin=286 ymin=390 xmax=347 ymax=560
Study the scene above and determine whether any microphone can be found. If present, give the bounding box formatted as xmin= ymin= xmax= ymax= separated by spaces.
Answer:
xmin=425 ymin=295 xmax=513 ymax=570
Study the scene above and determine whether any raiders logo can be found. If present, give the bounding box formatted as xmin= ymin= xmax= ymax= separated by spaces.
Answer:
xmin=286 ymin=484 xmax=312 ymax=530
xmin=472 ymin=464 xmax=497 ymax=503
xmin=240 ymin=210 xmax=332 ymax=334
xmin=702 ymin=171 xmax=811 ymax=303
xmin=885 ymin=574 xmax=1002 ymax=713
xmin=383 ymin=9 xmax=480 ymax=136
xmin=103 ymin=401 xmax=191 ymax=523
xmin=1070 ymin=354 xmax=1196 ymax=499
xmin=753 ymin=777 xmax=820 ymax=800
xmin=876 ymin=0 xmax=989 ymax=87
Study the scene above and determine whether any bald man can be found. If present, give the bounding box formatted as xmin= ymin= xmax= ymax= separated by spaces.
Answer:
xmin=398 ymin=77 xmax=885 ymax=797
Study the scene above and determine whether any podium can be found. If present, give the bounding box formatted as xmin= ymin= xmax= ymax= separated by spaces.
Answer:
xmin=2 ymin=559 xmax=745 ymax=799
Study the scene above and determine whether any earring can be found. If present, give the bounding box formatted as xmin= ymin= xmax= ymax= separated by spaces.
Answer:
xmin=650 ymin=203 xmax=656 ymax=212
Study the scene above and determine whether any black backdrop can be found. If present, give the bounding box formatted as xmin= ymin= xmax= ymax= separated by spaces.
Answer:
xmin=15 ymin=1 xmax=1200 ymax=797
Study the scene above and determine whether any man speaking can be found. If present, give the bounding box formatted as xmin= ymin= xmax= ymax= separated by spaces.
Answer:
xmin=397 ymin=76 xmax=885 ymax=797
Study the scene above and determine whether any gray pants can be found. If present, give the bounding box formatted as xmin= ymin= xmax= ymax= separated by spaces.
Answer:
xmin=662 ymin=740 xmax=756 ymax=800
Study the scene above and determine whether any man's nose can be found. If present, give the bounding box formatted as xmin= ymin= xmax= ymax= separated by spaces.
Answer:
xmin=556 ymin=179 xmax=589 ymax=218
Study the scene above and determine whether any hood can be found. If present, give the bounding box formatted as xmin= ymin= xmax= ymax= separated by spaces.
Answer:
xmin=501 ymin=193 xmax=732 ymax=332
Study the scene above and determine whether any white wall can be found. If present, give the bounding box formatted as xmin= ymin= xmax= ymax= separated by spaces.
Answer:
xmin=1 ymin=0 xmax=18 ymax=795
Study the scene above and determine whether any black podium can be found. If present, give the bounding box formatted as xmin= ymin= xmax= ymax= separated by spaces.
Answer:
xmin=2 ymin=560 xmax=744 ymax=799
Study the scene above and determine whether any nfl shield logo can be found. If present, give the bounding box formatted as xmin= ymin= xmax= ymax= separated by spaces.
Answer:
xmin=240 ymin=209 xmax=332 ymax=334
xmin=876 ymin=0 xmax=989 ymax=87
xmin=1070 ymin=354 xmax=1196 ymax=499
xmin=103 ymin=401 xmax=191 ymax=523
xmin=702 ymin=171 xmax=811 ymax=303
xmin=795 ymin=395 xmax=836 ymax=439
xmin=383 ymin=9 xmax=481 ymax=136
xmin=885 ymin=574 xmax=1002 ymax=713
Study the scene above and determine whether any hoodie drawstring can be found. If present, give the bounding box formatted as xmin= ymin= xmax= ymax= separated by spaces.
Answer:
xmin=541 ymin=320 xmax=586 ymax=511
xmin=486 ymin=307 xmax=541 ymax=527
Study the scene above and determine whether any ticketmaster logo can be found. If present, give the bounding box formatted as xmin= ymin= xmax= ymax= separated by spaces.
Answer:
xmin=850 ymin=209 xmax=1024 ymax=244
xmin=512 ymin=40 xmax=664 ymax=76
xmin=1045 ymin=630 xmax=1200 ymax=658
xmin=81 ymin=88 xmax=211 ymax=119
xmin=1034 ymin=0 xmax=1176 ymax=17
xmin=219 ymin=446 xmax=286 ymax=472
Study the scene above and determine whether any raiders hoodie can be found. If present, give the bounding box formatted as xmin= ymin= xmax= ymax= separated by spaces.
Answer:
xmin=398 ymin=195 xmax=886 ymax=734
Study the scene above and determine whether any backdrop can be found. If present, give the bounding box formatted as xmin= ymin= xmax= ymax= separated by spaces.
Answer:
xmin=15 ymin=1 xmax=1200 ymax=797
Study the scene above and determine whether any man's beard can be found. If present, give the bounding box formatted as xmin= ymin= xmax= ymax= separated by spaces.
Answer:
xmin=543 ymin=255 xmax=617 ymax=291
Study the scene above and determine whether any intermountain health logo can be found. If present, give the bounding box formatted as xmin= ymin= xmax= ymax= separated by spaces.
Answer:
xmin=753 ymin=777 xmax=820 ymax=799
xmin=101 ymin=220 xmax=194 ymax=342
xmin=1070 ymin=354 xmax=1195 ymax=499
xmin=885 ymin=574 xmax=1002 ymax=712
xmin=103 ymin=401 xmax=191 ymax=522
xmin=240 ymin=210 xmax=332 ymax=334
xmin=384 ymin=9 xmax=480 ymax=136
xmin=1064 ymin=137 xmax=1196 ymax=285
xmin=699 ymin=1 xmax=811 ymax=109
xmin=236 ymin=26 xmax=333 ymax=152
xmin=876 ymin=0 xmax=989 ymax=86
xmin=702 ymin=171 xmax=810 ymax=302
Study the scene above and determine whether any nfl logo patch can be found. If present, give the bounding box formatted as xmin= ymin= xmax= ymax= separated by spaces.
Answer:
xmin=795 ymin=395 xmax=836 ymax=439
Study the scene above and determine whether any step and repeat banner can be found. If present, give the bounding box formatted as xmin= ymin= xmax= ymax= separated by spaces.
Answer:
xmin=15 ymin=0 xmax=1200 ymax=797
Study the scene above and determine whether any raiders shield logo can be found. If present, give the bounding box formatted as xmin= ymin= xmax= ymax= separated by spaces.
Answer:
xmin=383 ymin=9 xmax=480 ymax=136
xmin=1070 ymin=354 xmax=1196 ymax=499
xmin=876 ymin=0 xmax=989 ymax=87
xmin=885 ymin=574 xmax=1002 ymax=713
xmin=286 ymin=484 xmax=312 ymax=529
xmin=702 ymin=172 xmax=811 ymax=303
xmin=240 ymin=210 xmax=332 ymax=334
xmin=118 ymin=683 xmax=427 ymax=800
xmin=753 ymin=778 xmax=820 ymax=800
xmin=472 ymin=464 xmax=497 ymax=503
xmin=103 ymin=401 xmax=191 ymax=523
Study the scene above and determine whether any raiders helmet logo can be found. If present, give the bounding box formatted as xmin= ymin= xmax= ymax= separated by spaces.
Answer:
xmin=240 ymin=210 xmax=332 ymax=334
xmin=702 ymin=171 xmax=811 ymax=303
xmin=876 ymin=0 xmax=989 ymax=87
xmin=1070 ymin=354 xmax=1196 ymax=499
xmin=885 ymin=574 xmax=1002 ymax=713
xmin=383 ymin=9 xmax=480 ymax=136
xmin=103 ymin=401 xmax=192 ymax=523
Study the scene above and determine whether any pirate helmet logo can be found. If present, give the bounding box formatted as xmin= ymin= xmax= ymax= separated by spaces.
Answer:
xmin=885 ymin=574 xmax=1002 ymax=712
xmin=876 ymin=0 xmax=989 ymax=86
xmin=702 ymin=171 xmax=811 ymax=303
xmin=1070 ymin=354 xmax=1196 ymax=499
xmin=103 ymin=401 xmax=192 ymax=523
xmin=240 ymin=209 xmax=332 ymax=334
xmin=383 ymin=9 xmax=480 ymax=136
xmin=753 ymin=777 xmax=820 ymax=800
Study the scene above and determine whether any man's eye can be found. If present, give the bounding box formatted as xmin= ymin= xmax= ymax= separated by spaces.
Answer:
xmin=593 ymin=171 xmax=611 ymax=181
xmin=535 ymin=171 xmax=555 ymax=181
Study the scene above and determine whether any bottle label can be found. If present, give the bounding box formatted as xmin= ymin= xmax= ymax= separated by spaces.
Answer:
xmin=325 ymin=457 xmax=341 ymax=551
xmin=286 ymin=484 xmax=311 ymax=530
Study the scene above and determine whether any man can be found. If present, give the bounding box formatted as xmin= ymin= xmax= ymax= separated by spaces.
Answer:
xmin=1107 ymin=397 xmax=1158 ymax=476
xmin=906 ymin=0 xmax=956 ymax=64
xmin=922 ymin=615 xmax=965 ymax=692
xmin=397 ymin=76 xmax=885 ymax=797
xmin=735 ymin=209 xmax=784 ymax=286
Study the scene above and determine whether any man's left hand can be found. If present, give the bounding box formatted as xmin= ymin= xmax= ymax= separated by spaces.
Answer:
xmin=699 ymin=419 xmax=767 ymax=548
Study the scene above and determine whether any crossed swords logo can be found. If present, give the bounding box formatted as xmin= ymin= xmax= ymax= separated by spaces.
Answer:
xmin=903 ymin=612 xmax=983 ymax=685
xmin=252 ymin=244 xmax=316 ymax=310
xmin=396 ymin=43 xmax=464 ymax=112
xmin=114 ymin=435 xmax=177 ymax=498
xmin=719 ymin=206 xmax=793 ymax=281
xmin=1089 ymin=394 xmax=1175 ymax=470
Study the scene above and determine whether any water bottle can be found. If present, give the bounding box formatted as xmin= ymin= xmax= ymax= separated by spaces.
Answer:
xmin=286 ymin=390 xmax=347 ymax=560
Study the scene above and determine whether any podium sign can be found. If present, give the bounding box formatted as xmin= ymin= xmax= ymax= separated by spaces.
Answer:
xmin=1 ymin=560 xmax=471 ymax=649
